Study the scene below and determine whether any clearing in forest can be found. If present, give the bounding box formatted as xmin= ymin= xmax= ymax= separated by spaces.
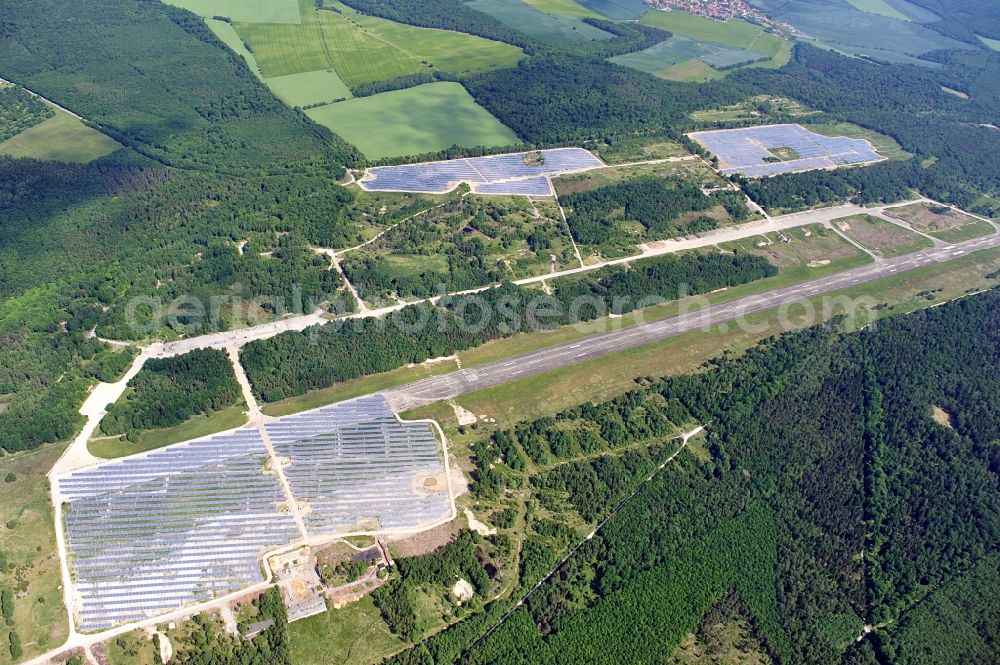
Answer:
xmin=0 ymin=110 xmax=120 ymax=163
xmin=305 ymin=83 xmax=520 ymax=159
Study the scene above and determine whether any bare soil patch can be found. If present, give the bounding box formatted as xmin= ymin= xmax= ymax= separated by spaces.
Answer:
xmin=931 ymin=405 xmax=955 ymax=430
xmin=388 ymin=520 xmax=459 ymax=558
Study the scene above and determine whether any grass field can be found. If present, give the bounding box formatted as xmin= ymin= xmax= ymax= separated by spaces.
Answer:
xmin=205 ymin=18 xmax=261 ymax=75
xmin=979 ymin=35 xmax=1000 ymax=52
xmin=808 ymin=120 xmax=913 ymax=161
xmin=235 ymin=0 xmax=522 ymax=85
xmin=0 ymin=111 xmax=120 ymax=163
xmin=305 ymin=83 xmax=520 ymax=159
xmin=660 ymin=58 xmax=723 ymax=82
xmin=832 ymin=214 xmax=933 ymax=257
xmin=288 ymin=596 xmax=404 ymax=665
xmin=163 ymin=0 xmax=301 ymax=23
xmin=87 ymin=404 xmax=249 ymax=459
xmin=336 ymin=2 xmax=523 ymax=80
xmin=846 ymin=0 xmax=911 ymax=21
xmin=467 ymin=0 xmax=614 ymax=44
xmin=575 ymin=0 xmax=649 ymax=20
xmin=640 ymin=11 xmax=787 ymax=56
xmin=521 ymin=0 xmax=601 ymax=17
xmin=624 ymin=11 xmax=789 ymax=81
xmin=0 ymin=444 xmax=69 ymax=665
xmin=610 ymin=36 xmax=711 ymax=73
xmin=264 ymin=69 xmax=352 ymax=107
xmin=885 ymin=202 xmax=998 ymax=242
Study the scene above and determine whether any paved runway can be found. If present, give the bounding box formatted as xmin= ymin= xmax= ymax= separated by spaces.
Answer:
xmin=382 ymin=232 xmax=1000 ymax=412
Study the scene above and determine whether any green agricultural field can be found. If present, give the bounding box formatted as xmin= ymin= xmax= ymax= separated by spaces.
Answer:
xmin=337 ymin=2 xmax=523 ymax=78
xmin=660 ymin=58 xmax=723 ymax=82
xmin=575 ymin=0 xmax=649 ymax=20
xmin=609 ymin=36 xmax=708 ymax=74
xmin=264 ymin=70 xmax=351 ymax=107
xmin=611 ymin=35 xmax=761 ymax=77
xmin=467 ymin=0 xmax=614 ymax=44
xmin=205 ymin=18 xmax=260 ymax=75
xmin=0 ymin=111 xmax=120 ymax=163
xmin=162 ymin=0 xmax=302 ymax=23
xmin=305 ymin=82 xmax=520 ymax=159
xmin=522 ymin=0 xmax=602 ymax=17
xmin=623 ymin=11 xmax=789 ymax=80
xmin=846 ymin=0 xmax=911 ymax=22
xmin=641 ymin=11 xmax=786 ymax=56
xmin=235 ymin=8 xmax=330 ymax=78
xmin=234 ymin=0 xmax=522 ymax=86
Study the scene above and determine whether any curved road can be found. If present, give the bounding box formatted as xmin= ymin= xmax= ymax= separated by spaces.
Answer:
xmin=382 ymin=232 xmax=999 ymax=412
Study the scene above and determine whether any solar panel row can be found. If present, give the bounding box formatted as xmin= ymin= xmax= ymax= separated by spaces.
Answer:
xmin=266 ymin=395 xmax=450 ymax=534
xmin=689 ymin=124 xmax=883 ymax=178
xmin=58 ymin=395 xmax=451 ymax=632
xmin=359 ymin=148 xmax=603 ymax=195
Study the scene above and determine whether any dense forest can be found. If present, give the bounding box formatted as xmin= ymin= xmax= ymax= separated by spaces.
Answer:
xmin=561 ymin=177 xmax=749 ymax=248
xmin=241 ymin=251 xmax=776 ymax=401
xmin=386 ymin=287 xmax=1000 ymax=664
xmin=734 ymin=162 xmax=916 ymax=212
xmin=99 ymin=349 xmax=242 ymax=439
xmin=464 ymin=54 xmax=746 ymax=144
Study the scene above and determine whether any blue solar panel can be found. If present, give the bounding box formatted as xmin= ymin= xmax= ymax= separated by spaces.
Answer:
xmin=688 ymin=124 xmax=884 ymax=178
xmin=57 ymin=395 xmax=452 ymax=632
xmin=359 ymin=148 xmax=602 ymax=195
xmin=266 ymin=395 xmax=451 ymax=535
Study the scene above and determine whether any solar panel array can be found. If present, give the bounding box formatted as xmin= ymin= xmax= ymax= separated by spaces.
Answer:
xmin=58 ymin=395 xmax=451 ymax=632
xmin=266 ymin=395 xmax=450 ymax=533
xmin=358 ymin=148 xmax=604 ymax=196
xmin=689 ymin=124 xmax=883 ymax=177
xmin=58 ymin=429 xmax=298 ymax=632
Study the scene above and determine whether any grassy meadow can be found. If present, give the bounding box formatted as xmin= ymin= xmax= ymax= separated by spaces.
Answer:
xmin=0 ymin=111 xmax=120 ymax=163
xmin=305 ymin=83 xmax=520 ymax=159
xmin=163 ymin=0 xmax=302 ymax=23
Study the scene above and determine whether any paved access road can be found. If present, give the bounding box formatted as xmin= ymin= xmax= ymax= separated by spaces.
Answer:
xmin=381 ymin=232 xmax=1000 ymax=412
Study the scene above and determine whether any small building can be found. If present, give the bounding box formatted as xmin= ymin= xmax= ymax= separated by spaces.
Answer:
xmin=242 ymin=619 xmax=274 ymax=640
xmin=286 ymin=597 xmax=327 ymax=623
